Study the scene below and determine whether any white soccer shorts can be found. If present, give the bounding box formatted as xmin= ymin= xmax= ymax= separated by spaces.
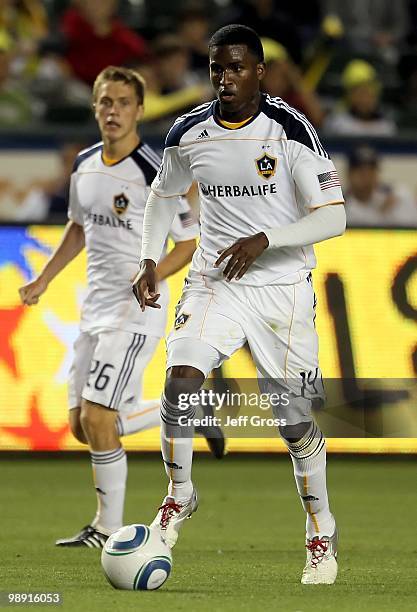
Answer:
xmin=166 ymin=271 xmax=323 ymax=423
xmin=68 ymin=328 xmax=160 ymax=412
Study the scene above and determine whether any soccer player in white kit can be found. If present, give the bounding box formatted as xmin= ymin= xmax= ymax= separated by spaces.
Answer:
xmin=133 ymin=26 xmax=346 ymax=584
xmin=19 ymin=66 xmax=223 ymax=548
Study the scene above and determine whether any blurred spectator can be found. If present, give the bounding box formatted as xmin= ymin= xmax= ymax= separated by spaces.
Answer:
xmin=176 ymin=4 xmax=210 ymax=75
xmin=0 ymin=142 xmax=82 ymax=222
xmin=0 ymin=29 xmax=43 ymax=125
xmin=140 ymin=35 xmax=209 ymax=125
xmin=324 ymin=60 xmax=397 ymax=136
xmin=152 ymin=35 xmax=198 ymax=93
xmin=60 ymin=0 xmax=149 ymax=85
xmin=344 ymin=146 xmax=417 ymax=227
xmin=261 ymin=38 xmax=325 ymax=127
xmin=0 ymin=0 xmax=49 ymax=78
xmin=29 ymin=53 xmax=92 ymax=124
xmin=320 ymin=0 xmax=407 ymax=63
xmin=47 ymin=142 xmax=84 ymax=221
xmin=223 ymin=0 xmax=303 ymax=64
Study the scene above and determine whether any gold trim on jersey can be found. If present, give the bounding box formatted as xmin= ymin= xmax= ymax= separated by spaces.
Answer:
xmin=310 ymin=200 xmax=345 ymax=208
xmin=151 ymin=187 xmax=188 ymax=198
xmin=78 ymin=169 xmax=146 ymax=186
xmin=181 ymin=136 xmax=288 ymax=147
xmin=217 ymin=115 xmax=254 ymax=129
xmin=126 ymin=405 xmax=159 ymax=420
xmin=284 ymin=284 xmax=296 ymax=383
xmin=102 ymin=153 xmax=120 ymax=166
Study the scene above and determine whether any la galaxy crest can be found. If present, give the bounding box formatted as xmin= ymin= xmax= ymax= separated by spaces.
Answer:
xmin=174 ymin=313 xmax=191 ymax=330
xmin=255 ymin=152 xmax=277 ymax=180
xmin=113 ymin=192 xmax=129 ymax=216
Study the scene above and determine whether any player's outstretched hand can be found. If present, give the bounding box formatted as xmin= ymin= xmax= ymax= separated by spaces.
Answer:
xmin=18 ymin=276 xmax=48 ymax=305
xmin=215 ymin=232 xmax=269 ymax=281
xmin=132 ymin=259 xmax=161 ymax=311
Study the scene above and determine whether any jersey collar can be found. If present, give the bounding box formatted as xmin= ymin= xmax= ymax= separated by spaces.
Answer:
xmin=100 ymin=140 xmax=143 ymax=167
xmin=213 ymin=94 xmax=264 ymax=130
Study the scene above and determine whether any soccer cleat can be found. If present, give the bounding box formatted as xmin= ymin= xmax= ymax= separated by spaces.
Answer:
xmin=150 ymin=489 xmax=198 ymax=548
xmin=301 ymin=529 xmax=338 ymax=585
xmin=55 ymin=525 xmax=109 ymax=549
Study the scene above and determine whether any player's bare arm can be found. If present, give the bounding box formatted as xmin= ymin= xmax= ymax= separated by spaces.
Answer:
xmin=215 ymin=232 xmax=269 ymax=281
xmin=155 ymin=239 xmax=196 ymax=282
xmin=19 ymin=220 xmax=85 ymax=305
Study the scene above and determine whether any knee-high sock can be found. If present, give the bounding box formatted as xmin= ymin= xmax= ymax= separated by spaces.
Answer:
xmin=283 ymin=421 xmax=335 ymax=539
xmin=160 ymin=393 xmax=194 ymax=502
xmin=116 ymin=399 xmax=160 ymax=436
xmin=90 ymin=447 xmax=127 ymax=534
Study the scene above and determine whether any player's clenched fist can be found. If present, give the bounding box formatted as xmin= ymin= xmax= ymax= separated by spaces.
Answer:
xmin=215 ymin=232 xmax=269 ymax=281
xmin=132 ymin=259 xmax=161 ymax=311
xmin=18 ymin=276 xmax=48 ymax=305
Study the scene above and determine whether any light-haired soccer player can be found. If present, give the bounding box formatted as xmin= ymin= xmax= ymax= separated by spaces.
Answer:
xmin=133 ymin=26 xmax=346 ymax=584
xmin=19 ymin=66 xmax=224 ymax=548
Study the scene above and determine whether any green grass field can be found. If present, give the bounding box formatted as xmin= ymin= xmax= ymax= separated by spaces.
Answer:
xmin=2 ymin=454 xmax=417 ymax=611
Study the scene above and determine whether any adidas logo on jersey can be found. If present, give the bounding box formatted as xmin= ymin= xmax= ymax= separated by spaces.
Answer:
xmin=196 ymin=129 xmax=210 ymax=139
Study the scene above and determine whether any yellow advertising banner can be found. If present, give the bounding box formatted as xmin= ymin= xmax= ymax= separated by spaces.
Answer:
xmin=0 ymin=226 xmax=416 ymax=452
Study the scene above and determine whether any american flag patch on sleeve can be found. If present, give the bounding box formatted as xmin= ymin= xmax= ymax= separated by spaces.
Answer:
xmin=179 ymin=211 xmax=194 ymax=227
xmin=317 ymin=171 xmax=340 ymax=191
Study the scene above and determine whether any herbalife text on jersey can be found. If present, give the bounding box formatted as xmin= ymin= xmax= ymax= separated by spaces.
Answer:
xmin=199 ymin=182 xmax=277 ymax=198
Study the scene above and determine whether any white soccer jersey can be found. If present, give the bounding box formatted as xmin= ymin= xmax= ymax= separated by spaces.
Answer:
xmin=152 ymin=93 xmax=344 ymax=286
xmin=68 ymin=141 xmax=198 ymax=335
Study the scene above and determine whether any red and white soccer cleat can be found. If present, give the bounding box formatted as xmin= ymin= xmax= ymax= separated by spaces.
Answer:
xmin=301 ymin=529 xmax=338 ymax=585
xmin=150 ymin=489 xmax=198 ymax=548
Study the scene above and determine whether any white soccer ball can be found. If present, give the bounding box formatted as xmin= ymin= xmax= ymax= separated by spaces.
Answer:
xmin=101 ymin=524 xmax=172 ymax=590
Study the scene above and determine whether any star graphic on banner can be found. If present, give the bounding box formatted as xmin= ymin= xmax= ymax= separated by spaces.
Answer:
xmin=43 ymin=285 xmax=85 ymax=383
xmin=0 ymin=305 xmax=25 ymax=377
xmin=43 ymin=311 xmax=79 ymax=383
xmin=2 ymin=394 xmax=70 ymax=450
xmin=0 ymin=227 xmax=51 ymax=280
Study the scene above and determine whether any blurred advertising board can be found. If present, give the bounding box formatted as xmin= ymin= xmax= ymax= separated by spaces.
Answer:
xmin=0 ymin=225 xmax=416 ymax=452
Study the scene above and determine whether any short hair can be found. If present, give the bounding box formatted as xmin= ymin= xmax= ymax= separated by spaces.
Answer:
xmin=348 ymin=145 xmax=379 ymax=169
xmin=93 ymin=66 xmax=145 ymax=104
xmin=208 ymin=24 xmax=264 ymax=63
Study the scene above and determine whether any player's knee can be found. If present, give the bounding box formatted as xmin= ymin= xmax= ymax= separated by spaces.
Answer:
xmin=80 ymin=401 xmax=119 ymax=449
xmin=80 ymin=403 xmax=97 ymax=433
xmin=279 ymin=421 xmax=311 ymax=443
xmin=165 ymin=366 xmax=205 ymax=404
xmin=71 ymin=422 xmax=88 ymax=444
xmin=69 ymin=408 xmax=87 ymax=444
xmin=80 ymin=401 xmax=112 ymax=434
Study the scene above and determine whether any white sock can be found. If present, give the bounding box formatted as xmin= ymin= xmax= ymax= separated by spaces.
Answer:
xmin=90 ymin=446 xmax=127 ymax=534
xmin=160 ymin=393 xmax=194 ymax=502
xmin=116 ymin=399 xmax=160 ymax=436
xmin=283 ymin=421 xmax=335 ymax=539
